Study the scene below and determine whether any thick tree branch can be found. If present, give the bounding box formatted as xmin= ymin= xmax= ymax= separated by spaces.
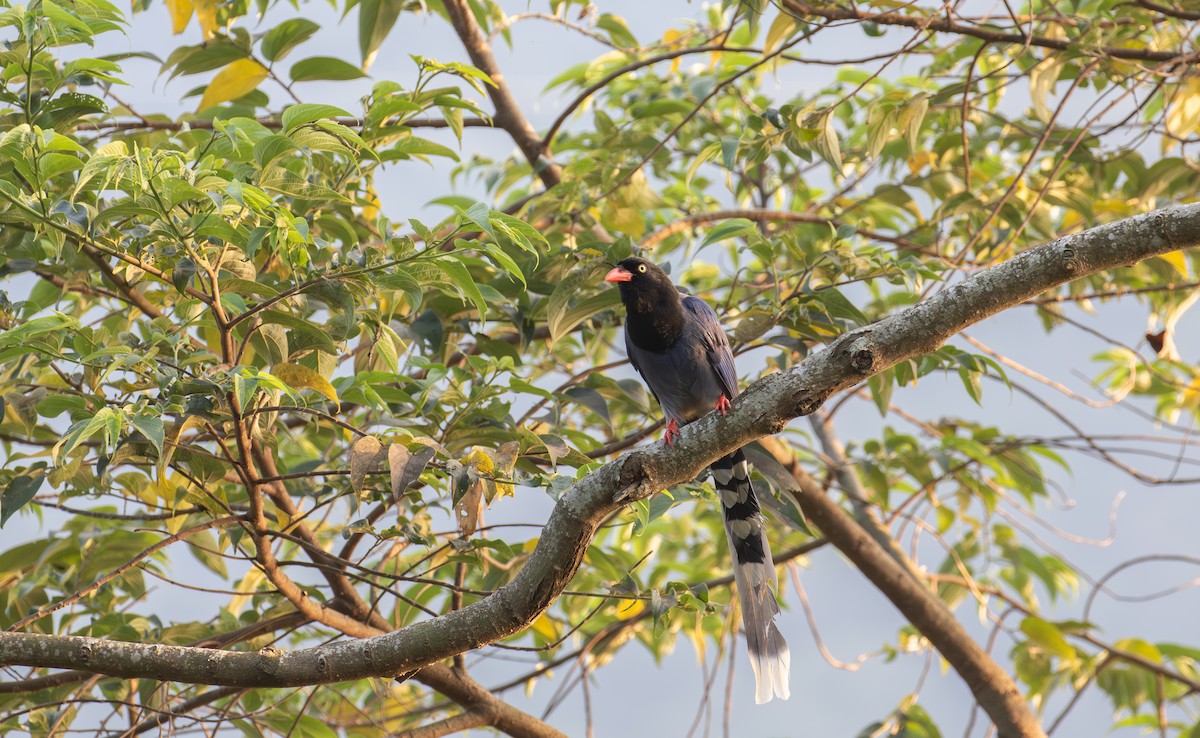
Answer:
xmin=4 ymin=205 xmax=1200 ymax=734
xmin=441 ymin=0 xmax=562 ymax=189
xmin=395 ymin=709 xmax=490 ymax=738
xmin=415 ymin=665 xmax=568 ymax=738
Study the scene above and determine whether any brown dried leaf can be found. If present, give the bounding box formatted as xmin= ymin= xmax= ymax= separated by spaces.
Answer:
xmin=455 ymin=477 xmax=484 ymax=538
xmin=349 ymin=435 xmax=384 ymax=494
xmin=387 ymin=443 xmax=409 ymax=499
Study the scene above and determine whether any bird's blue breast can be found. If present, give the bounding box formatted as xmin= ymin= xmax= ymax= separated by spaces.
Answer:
xmin=626 ymin=320 xmax=728 ymax=423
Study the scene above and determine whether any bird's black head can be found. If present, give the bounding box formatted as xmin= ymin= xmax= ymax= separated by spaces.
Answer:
xmin=603 ymin=257 xmax=677 ymax=308
xmin=604 ymin=256 xmax=684 ymax=350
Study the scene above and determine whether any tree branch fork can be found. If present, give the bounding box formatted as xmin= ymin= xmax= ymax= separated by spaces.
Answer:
xmin=3 ymin=204 xmax=1199 ymax=706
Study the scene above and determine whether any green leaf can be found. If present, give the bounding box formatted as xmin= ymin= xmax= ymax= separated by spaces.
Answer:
xmin=129 ymin=412 xmax=165 ymax=456
xmin=813 ymin=109 xmax=842 ymax=170
xmin=466 ymin=201 xmax=494 ymax=238
xmin=261 ymin=18 xmax=320 ymax=62
xmin=358 ymin=0 xmax=404 ymax=70
xmin=480 ymin=243 xmax=526 ymax=288
xmin=234 ymin=373 xmax=259 ymax=411
xmin=1 ymin=473 xmax=44 ymax=527
xmin=686 ymin=141 xmax=721 ymax=187
xmin=733 ymin=308 xmax=775 ymax=343
xmin=898 ymin=93 xmax=929 ymax=152
xmin=958 ymin=365 xmax=983 ymax=404
xmin=595 ymin=13 xmax=638 ymax=48
xmin=433 ymin=256 xmax=488 ymax=319
xmin=701 ymin=218 xmax=757 ymax=247
xmin=385 ymin=136 xmax=460 ymax=162
xmin=172 ymin=258 xmax=197 ymax=294
xmin=546 ymin=268 xmax=622 ymax=346
xmin=165 ymin=40 xmax=249 ymax=81
xmin=36 ymin=92 xmax=108 ymax=129
xmin=289 ymin=57 xmax=367 ymax=82
xmin=39 ymin=152 xmax=84 ymax=180
xmin=1113 ymin=637 xmax=1163 ymax=664
xmin=720 ymin=136 xmax=739 ymax=169
xmin=281 ymin=103 xmax=353 ymax=132
xmin=53 ymin=407 xmax=123 ymax=462
xmin=1020 ymin=616 xmax=1075 ymax=659
xmin=259 ymin=168 xmax=347 ymax=201
xmin=253 ymin=134 xmax=299 ymax=166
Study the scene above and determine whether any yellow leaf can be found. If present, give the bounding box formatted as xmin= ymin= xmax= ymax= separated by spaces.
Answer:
xmin=271 ymin=362 xmax=340 ymax=407
xmin=164 ymin=0 xmax=193 ymax=34
xmin=1059 ymin=209 xmax=1084 ymax=233
xmin=198 ymin=59 xmax=268 ymax=112
xmin=615 ymin=599 xmax=645 ymax=620
xmin=228 ymin=567 xmax=266 ymax=615
xmin=362 ymin=182 xmax=380 ymax=222
xmin=462 ymin=448 xmax=494 ymax=475
xmin=1180 ymin=376 xmax=1200 ymax=410
xmin=663 ymin=29 xmax=683 ymax=73
xmin=764 ymin=13 xmax=797 ymax=55
xmin=160 ymin=414 xmax=206 ymax=485
xmin=531 ymin=613 xmax=560 ymax=641
xmin=194 ymin=0 xmax=219 ymax=40
xmin=1159 ymin=249 xmax=1188 ymax=277
xmin=1166 ymin=78 xmax=1200 ymax=139
xmin=493 ymin=441 xmax=519 ymax=498
xmin=709 ymin=31 xmax=727 ymax=70
xmin=907 ymin=150 xmax=936 ymax=175
xmin=602 ymin=204 xmax=645 ymax=237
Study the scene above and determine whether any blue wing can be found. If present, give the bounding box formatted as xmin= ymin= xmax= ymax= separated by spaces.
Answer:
xmin=682 ymin=296 xmax=739 ymax=400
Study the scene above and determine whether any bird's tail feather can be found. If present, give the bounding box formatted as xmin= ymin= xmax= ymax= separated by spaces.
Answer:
xmin=712 ymin=449 xmax=791 ymax=704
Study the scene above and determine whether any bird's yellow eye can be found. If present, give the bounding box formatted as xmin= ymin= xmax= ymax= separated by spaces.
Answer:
xmin=637 ymin=264 xmax=647 ymax=273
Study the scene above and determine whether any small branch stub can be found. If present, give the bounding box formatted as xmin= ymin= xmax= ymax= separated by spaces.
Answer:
xmin=851 ymin=344 xmax=878 ymax=374
xmin=1062 ymin=244 xmax=1079 ymax=273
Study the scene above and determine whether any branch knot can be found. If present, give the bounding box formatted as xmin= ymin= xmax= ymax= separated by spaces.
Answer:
xmin=1062 ymin=243 xmax=1080 ymax=273
xmin=1155 ymin=208 xmax=1178 ymax=250
xmin=257 ymin=646 xmax=282 ymax=675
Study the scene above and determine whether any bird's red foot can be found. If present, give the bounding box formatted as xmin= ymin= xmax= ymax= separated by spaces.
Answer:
xmin=716 ymin=395 xmax=732 ymax=416
xmin=664 ymin=419 xmax=680 ymax=446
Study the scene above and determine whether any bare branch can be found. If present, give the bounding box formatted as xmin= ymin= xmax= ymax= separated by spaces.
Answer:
xmin=75 ymin=116 xmax=491 ymax=134
xmin=781 ymin=0 xmax=1195 ymax=62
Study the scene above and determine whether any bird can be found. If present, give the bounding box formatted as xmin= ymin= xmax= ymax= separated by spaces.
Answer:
xmin=604 ymin=256 xmax=790 ymax=703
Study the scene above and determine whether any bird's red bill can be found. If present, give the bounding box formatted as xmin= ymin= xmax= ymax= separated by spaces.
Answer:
xmin=604 ymin=267 xmax=632 ymax=283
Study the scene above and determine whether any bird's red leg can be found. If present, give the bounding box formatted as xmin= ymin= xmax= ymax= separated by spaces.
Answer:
xmin=664 ymin=418 xmax=680 ymax=446
xmin=716 ymin=395 xmax=732 ymax=415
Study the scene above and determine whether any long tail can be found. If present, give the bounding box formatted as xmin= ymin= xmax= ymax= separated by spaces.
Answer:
xmin=712 ymin=448 xmax=791 ymax=703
